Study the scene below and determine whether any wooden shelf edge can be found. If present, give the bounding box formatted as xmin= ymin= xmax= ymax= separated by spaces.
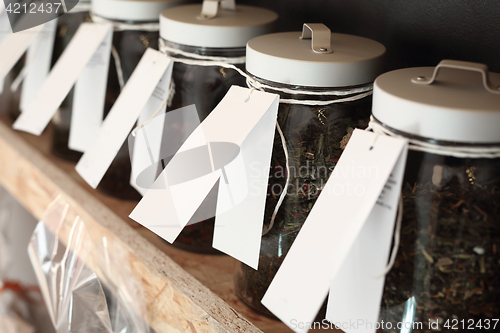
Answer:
xmin=0 ymin=120 xmax=263 ymax=333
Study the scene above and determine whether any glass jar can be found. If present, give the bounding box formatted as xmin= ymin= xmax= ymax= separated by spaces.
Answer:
xmin=4 ymin=2 xmax=87 ymax=121
xmin=86 ymin=0 xmax=184 ymax=200
xmin=234 ymin=24 xmax=386 ymax=316
xmin=50 ymin=2 xmax=91 ymax=161
xmin=159 ymin=1 xmax=277 ymax=253
xmin=372 ymin=60 xmax=500 ymax=332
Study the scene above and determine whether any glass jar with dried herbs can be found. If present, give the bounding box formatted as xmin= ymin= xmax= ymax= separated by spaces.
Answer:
xmin=371 ymin=60 xmax=500 ymax=332
xmin=158 ymin=0 xmax=277 ymax=253
xmin=234 ymin=23 xmax=386 ymax=316
xmin=87 ymin=0 xmax=184 ymax=200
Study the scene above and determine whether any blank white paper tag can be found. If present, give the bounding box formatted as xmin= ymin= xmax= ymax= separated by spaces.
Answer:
xmin=13 ymin=23 xmax=113 ymax=135
xmin=261 ymin=129 xmax=408 ymax=333
xmin=212 ymin=93 xmax=279 ymax=269
xmin=69 ymin=28 xmax=113 ymax=152
xmin=0 ymin=24 xmax=44 ymax=83
xmin=326 ymin=145 xmax=408 ymax=333
xmin=129 ymin=64 xmax=175 ymax=195
xmin=76 ymin=48 xmax=173 ymax=189
xmin=19 ymin=19 xmax=58 ymax=112
xmin=0 ymin=2 xmax=11 ymax=93
xmin=129 ymin=86 xmax=279 ymax=268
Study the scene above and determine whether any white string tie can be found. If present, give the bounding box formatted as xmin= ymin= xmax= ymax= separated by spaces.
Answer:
xmin=368 ymin=116 xmax=500 ymax=158
xmin=160 ymin=40 xmax=246 ymax=64
xmin=376 ymin=195 xmax=403 ymax=277
xmin=110 ymin=45 xmax=125 ymax=90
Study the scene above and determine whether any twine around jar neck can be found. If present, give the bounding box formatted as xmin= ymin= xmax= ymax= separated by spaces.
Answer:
xmin=159 ymin=39 xmax=246 ymax=65
xmin=91 ymin=12 xmax=162 ymax=91
xmin=368 ymin=116 xmax=500 ymax=159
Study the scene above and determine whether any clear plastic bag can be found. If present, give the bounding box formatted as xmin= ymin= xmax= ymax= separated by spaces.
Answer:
xmin=28 ymin=196 xmax=152 ymax=333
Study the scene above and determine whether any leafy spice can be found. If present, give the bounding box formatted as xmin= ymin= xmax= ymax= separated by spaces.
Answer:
xmin=378 ymin=153 xmax=500 ymax=333
xmin=235 ymin=88 xmax=372 ymax=316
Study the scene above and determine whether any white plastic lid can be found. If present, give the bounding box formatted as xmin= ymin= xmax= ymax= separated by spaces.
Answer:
xmin=92 ymin=0 xmax=183 ymax=22
xmin=372 ymin=60 xmax=500 ymax=143
xmin=160 ymin=3 xmax=278 ymax=48
xmin=246 ymin=23 xmax=386 ymax=88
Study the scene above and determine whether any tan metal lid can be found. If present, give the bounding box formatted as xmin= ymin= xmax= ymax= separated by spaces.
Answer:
xmin=246 ymin=23 xmax=386 ymax=87
xmin=373 ymin=60 xmax=500 ymax=143
xmin=160 ymin=1 xmax=278 ymax=48
xmin=92 ymin=0 xmax=184 ymax=22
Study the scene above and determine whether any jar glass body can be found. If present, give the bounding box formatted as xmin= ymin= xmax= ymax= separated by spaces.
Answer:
xmin=94 ymin=24 xmax=159 ymax=200
xmin=162 ymin=40 xmax=246 ymax=253
xmin=377 ymin=121 xmax=500 ymax=332
xmin=234 ymin=77 xmax=373 ymax=315
xmin=50 ymin=10 xmax=91 ymax=161
xmin=1 ymin=56 xmax=23 ymax=120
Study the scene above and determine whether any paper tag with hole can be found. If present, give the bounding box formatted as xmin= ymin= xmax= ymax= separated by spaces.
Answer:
xmin=13 ymin=23 xmax=113 ymax=135
xmin=19 ymin=19 xmax=58 ymax=112
xmin=129 ymin=86 xmax=279 ymax=268
xmin=68 ymin=27 xmax=113 ymax=152
xmin=75 ymin=48 xmax=173 ymax=189
xmin=326 ymin=143 xmax=408 ymax=333
xmin=261 ymin=129 xmax=408 ymax=333
xmin=128 ymin=65 xmax=176 ymax=196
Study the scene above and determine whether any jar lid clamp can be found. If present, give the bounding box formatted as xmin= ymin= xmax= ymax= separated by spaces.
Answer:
xmin=300 ymin=23 xmax=333 ymax=54
xmin=197 ymin=0 xmax=235 ymax=20
xmin=412 ymin=60 xmax=500 ymax=94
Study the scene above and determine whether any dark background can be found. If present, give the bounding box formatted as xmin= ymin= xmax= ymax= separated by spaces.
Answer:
xmin=239 ymin=0 xmax=500 ymax=73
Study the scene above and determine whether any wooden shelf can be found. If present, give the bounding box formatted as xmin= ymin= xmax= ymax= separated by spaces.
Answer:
xmin=0 ymin=115 xmax=342 ymax=333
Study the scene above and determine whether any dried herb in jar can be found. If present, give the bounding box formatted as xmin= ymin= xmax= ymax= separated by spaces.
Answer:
xmin=378 ymin=153 xmax=500 ymax=333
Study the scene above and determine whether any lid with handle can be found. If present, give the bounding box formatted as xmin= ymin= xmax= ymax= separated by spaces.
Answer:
xmin=372 ymin=60 xmax=500 ymax=144
xmin=160 ymin=0 xmax=278 ymax=48
xmin=92 ymin=0 xmax=185 ymax=22
xmin=246 ymin=23 xmax=386 ymax=88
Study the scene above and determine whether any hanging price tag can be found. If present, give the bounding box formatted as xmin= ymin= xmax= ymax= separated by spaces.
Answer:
xmin=75 ymin=48 xmax=173 ymax=189
xmin=0 ymin=23 xmax=45 ymax=84
xmin=68 ymin=26 xmax=113 ymax=152
xmin=129 ymin=86 xmax=279 ymax=268
xmin=19 ymin=18 xmax=58 ymax=112
xmin=261 ymin=129 xmax=408 ymax=333
xmin=129 ymin=104 xmax=200 ymax=197
xmin=13 ymin=23 xmax=113 ymax=135
xmin=128 ymin=67 xmax=177 ymax=196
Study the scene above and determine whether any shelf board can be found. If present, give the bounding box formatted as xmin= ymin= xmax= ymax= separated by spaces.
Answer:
xmin=0 ymin=115 xmax=340 ymax=333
